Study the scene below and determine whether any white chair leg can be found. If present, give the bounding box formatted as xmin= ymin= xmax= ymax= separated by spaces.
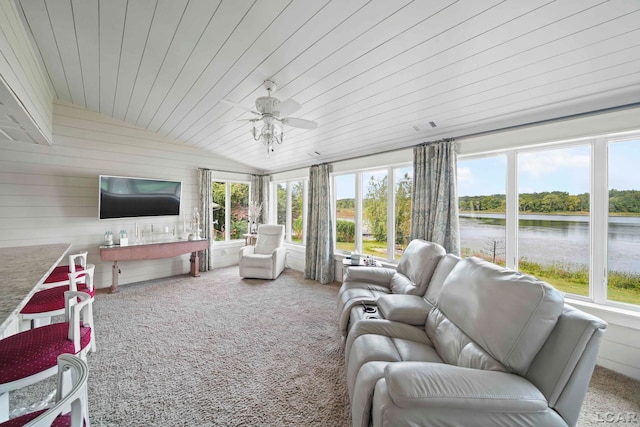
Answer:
xmin=88 ymin=303 xmax=96 ymax=353
xmin=0 ymin=391 xmax=8 ymax=422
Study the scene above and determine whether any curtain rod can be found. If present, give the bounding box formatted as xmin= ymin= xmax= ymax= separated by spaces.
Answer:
xmin=270 ymin=102 xmax=640 ymax=176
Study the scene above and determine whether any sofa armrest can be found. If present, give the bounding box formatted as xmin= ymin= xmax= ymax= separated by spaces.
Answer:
xmin=343 ymin=267 xmax=396 ymax=286
xmin=377 ymin=295 xmax=431 ymax=326
xmin=239 ymin=245 xmax=255 ymax=259
xmin=385 ymin=362 xmax=548 ymax=412
xmin=272 ymin=246 xmax=287 ymax=261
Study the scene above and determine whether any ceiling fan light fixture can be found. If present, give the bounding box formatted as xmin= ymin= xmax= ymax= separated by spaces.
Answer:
xmin=224 ymin=79 xmax=317 ymax=156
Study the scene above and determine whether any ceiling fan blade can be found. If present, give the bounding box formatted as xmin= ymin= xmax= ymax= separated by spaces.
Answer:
xmin=220 ymin=99 xmax=260 ymax=115
xmin=278 ymin=98 xmax=301 ymax=116
xmin=223 ymin=118 xmax=258 ymax=124
xmin=281 ymin=117 xmax=318 ymax=130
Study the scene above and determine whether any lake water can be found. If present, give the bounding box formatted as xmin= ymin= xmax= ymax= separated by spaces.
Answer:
xmin=460 ymin=214 xmax=640 ymax=274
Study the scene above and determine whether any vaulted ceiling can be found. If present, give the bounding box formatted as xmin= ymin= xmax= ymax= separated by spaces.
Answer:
xmin=16 ymin=0 xmax=640 ymax=173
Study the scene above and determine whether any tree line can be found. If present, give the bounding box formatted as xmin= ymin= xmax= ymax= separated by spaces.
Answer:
xmin=459 ymin=190 xmax=640 ymax=213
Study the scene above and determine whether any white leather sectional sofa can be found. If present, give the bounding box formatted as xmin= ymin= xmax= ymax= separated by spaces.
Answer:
xmin=338 ymin=240 xmax=607 ymax=427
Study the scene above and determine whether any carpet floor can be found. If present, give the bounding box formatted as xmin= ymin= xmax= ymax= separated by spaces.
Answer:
xmin=10 ymin=266 xmax=640 ymax=426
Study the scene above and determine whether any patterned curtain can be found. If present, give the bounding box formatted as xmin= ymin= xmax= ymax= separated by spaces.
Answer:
xmin=410 ymin=139 xmax=460 ymax=254
xmin=250 ymin=175 xmax=270 ymax=224
xmin=305 ymin=163 xmax=334 ymax=284
xmin=199 ymin=168 xmax=213 ymax=271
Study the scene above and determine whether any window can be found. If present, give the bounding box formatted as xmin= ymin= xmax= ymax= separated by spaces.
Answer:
xmin=458 ymin=155 xmax=507 ymax=265
xmin=291 ymin=181 xmax=304 ymax=244
xmin=212 ymin=181 xmax=226 ymax=242
xmin=517 ymin=145 xmax=590 ymax=297
xmin=335 ymin=174 xmax=356 ymax=253
xmin=362 ymin=170 xmax=388 ymax=258
xmin=608 ymin=138 xmax=640 ymax=306
xmin=333 ymin=165 xmax=412 ymax=261
xmin=273 ymin=179 xmax=307 ymax=244
xmin=394 ymin=167 xmax=413 ymax=259
xmin=212 ymin=180 xmax=250 ymax=241
xmin=459 ymin=133 xmax=640 ymax=310
xmin=276 ymin=183 xmax=286 ymax=227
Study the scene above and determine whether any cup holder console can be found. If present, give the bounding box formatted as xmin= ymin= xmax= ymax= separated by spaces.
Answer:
xmin=363 ymin=305 xmax=376 ymax=313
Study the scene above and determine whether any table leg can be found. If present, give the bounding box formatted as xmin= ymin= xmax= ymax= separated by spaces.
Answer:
xmin=190 ymin=251 xmax=200 ymax=277
xmin=110 ymin=261 xmax=120 ymax=293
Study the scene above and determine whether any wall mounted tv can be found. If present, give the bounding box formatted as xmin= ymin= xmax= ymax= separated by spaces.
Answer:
xmin=99 ymin=175 xmax=182 ymax=220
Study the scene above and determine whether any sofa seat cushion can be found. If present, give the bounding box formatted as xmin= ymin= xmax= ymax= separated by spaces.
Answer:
xmin=435 ymin=257 xmax=564 ymax=375
xmin=239 ymin=253 xmax=274 ymax=268
xmin=345 ymin=320 xmax=443 ymax=398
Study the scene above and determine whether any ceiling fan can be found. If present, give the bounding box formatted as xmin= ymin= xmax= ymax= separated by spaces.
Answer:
xmin=222 ymin=80 xmax=317 ymax=155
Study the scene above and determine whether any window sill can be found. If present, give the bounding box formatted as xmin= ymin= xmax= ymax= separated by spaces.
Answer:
xmin=565 ymin=298 xmax=640 ymax=330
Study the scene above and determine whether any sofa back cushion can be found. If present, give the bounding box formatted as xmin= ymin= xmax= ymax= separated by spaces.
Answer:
xmin=426 ymin=307 xmax=508 ymax=372
xmin=254 ymin=224 xmax=284 ymax=255
xmin=390 ymin=240 xmax=445 ymax=295
xmin=433 ymin=257 xmax=564 ymax=375
xmin=423 ymin=253 xmax=461 ymax=306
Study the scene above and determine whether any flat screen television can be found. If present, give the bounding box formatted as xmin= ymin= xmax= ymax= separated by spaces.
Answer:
xmin=99 ymin=175 xmax=182 ymax=220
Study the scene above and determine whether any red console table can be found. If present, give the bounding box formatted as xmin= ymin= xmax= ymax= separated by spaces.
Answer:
xmin=100 ymin=239 xmax=209 ymax=293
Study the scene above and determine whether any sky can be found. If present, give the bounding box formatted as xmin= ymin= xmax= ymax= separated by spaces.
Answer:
xmin=458 ymin=139 xmax=640 ymax=197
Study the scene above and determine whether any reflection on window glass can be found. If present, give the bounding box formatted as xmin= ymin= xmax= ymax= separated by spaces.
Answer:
xmin=394 ymin=167 xmax=412 ymax=260
xmin=458 ymin=156 xmax=506 ymax=266
xmin=362 ymin=170 xmax=387 ymax=258
xmin=335 ymin=174 xmax=355 ymax=253
xmin=212 ymin=181 xmax=226 ymax=241
xmin=277 ymin=183 xmax=286 ymax=226
xmin=518 ymin=146 xmax=590 ymax=296
xmin=291 ymin=181 xmax=304 ymax=243
xmin=230 ymin=183 xmax=249 ymax=240
xmin=608 ymin=139 xmax=640 ymax=306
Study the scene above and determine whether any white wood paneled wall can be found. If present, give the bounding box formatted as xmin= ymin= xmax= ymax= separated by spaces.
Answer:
xmin=0 ymin=0 xmax=52 ymax=144
xmin=0 ymin=100 xmax=257 ymax=289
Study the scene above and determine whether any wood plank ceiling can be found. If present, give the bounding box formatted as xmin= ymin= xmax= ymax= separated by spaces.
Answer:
xmin=16 ymin=0 xmax=640 ymax=173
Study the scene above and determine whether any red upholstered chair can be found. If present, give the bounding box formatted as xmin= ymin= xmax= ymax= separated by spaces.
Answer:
xmin=0 ymin=354 xmax=89 ymax=427
xmin=19 ymin=266 xmax=96 ymax=348
xmin=0 ymin=292 xmax=92 ymax=422
xmin=40 ymin=252 xmax=89 ymax=290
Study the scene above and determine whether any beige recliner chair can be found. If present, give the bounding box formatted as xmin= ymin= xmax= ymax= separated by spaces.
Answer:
xmin=344 ymin=257 xmax=607 ymax=427
xmin=238 ymin=224 xmax=286 ymax=279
